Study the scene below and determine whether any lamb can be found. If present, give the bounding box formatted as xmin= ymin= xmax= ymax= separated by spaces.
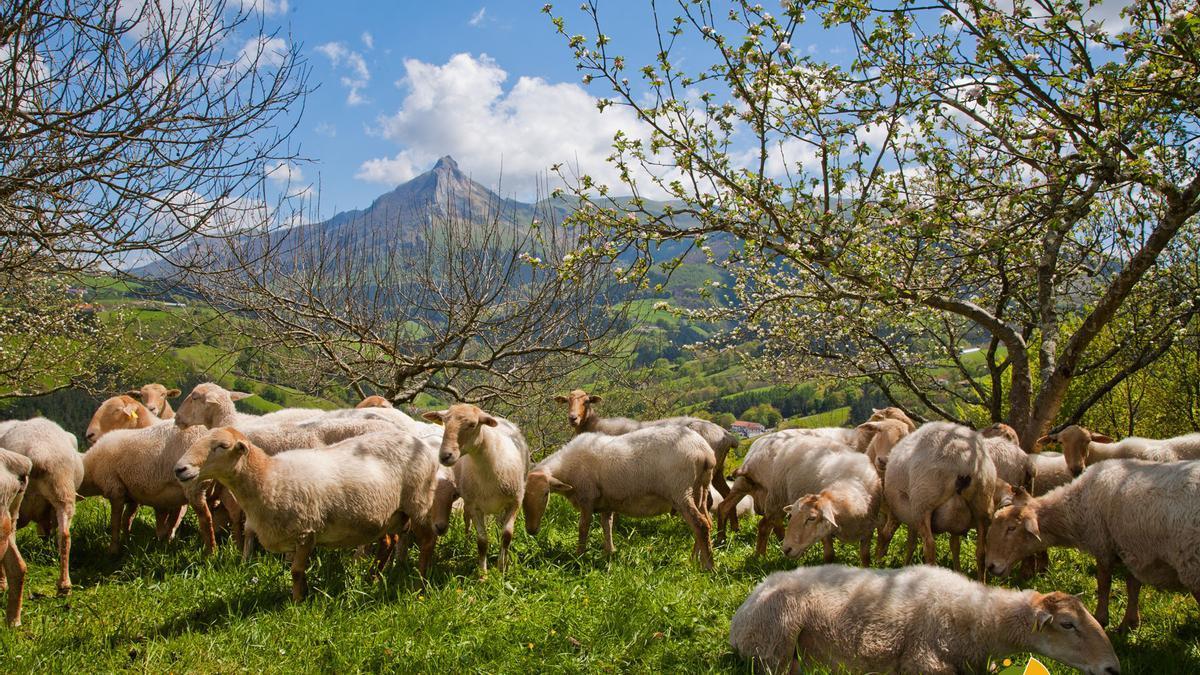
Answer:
xmin=880 ymin=421 xmax=997 ymax=580
xmin=987 ymin=459 xmax=1200 ymax=632
xmin=554 ymin=388 xmax=738 ymax=496
xmin=778 ymin=449 xmax=881 ymax=566
xmin=0 ymin=448 xmax=32 ymax=627
xmin=1038 ymin=424 xmax=1200 ymax=476
xmin=729 ymin=564 xmax=1120 ymax=675
xmin=175 ymin=427 xmax=438 ymax=600
xmin=523 ymin=426 xmax=715 ymax=569
xmin=124 ymin=383 xmax=181 ymax=419
xmin=356 ymin=395 xmax=393 ymax=408
xmin=422 ymin=404 xmax=529 ymax=573
xmin=0 ymin=418 xmax=85 ymax=594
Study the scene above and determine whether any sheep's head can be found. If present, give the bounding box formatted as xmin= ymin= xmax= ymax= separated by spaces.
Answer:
xmin=429 ymin=470 xmax=460 ymax=536
xmin=125 ymin=383 xmax=181 ymax=418
xmin=356 ymin=395 xmax=393 ymax=409
xmin=781 ymin=493 xmax=837 ymax=559
xmin=175 ymin=427 xmax=251 ymax=483
xmin=1037 ymin=425 xmax=1112 ymax=477
xmin=981 ymin=422 xmax=1021 ymax=446
xmin=174 ymin=383 xmax=251 ymax=428
xmin=553 ymin=389 xmax=601 ymax=431
xmin=0 ymin=448 xmax=32 ymax=515
xmin=1025 ymin=591 xmax=1120 ymax=675
xmin=857 ymin=419 xmax=910 ymax=474
xmin=86 ymin=395 xmax=152 ymax=446
xmin=868 ymin=406 xmax=916 ymax=432
xmin=421 ymin=404 xmax=498 ymax=466
xmin=985 ymin=487 xmax=1045 ymax=576
xmin=522 ymin=468 xmax=572 ymax=535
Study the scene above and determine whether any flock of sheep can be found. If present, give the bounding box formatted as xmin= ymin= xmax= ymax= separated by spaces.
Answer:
xmin=2 ymin=381 xmax=1199 ymax=673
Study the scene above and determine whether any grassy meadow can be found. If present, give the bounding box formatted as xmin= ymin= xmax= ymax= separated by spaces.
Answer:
xmin=3 ymin=496 xmax=1199 ymax=673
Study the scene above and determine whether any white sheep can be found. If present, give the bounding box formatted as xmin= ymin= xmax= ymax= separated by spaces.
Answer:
xmin=422 ymin=404 xmax=529 ymax=573
xmin=0 ymin=448 xmax=33 ymax=627
xmin=175 ymin=427 xmax=438 ymax=600
xmin=987 ymin=459 xmax=1200 ymax=632
xmin=880 ymin=421 xmax=997 ymax=580
xmin=1038 ymin=424 xmax=1200 ymax=476
xmin=1027 ymin=451 xmax=1073 ymax=495
xmin=554 ymin=389 xmax=738 ymax=496
xmin=124 ymin=383 xmax=181 ymax=419
xmin=523 ymin=426 xmax=715 ymax=569
xmin=729 ymin=564 xmax=1120 ymax=675
xmin=0 ymin=418 xmax=85 ymax=594
xmin=173 ymin=382 xmax=326 ymax=429
xmin=779 ymin=450 xmax=881 ymax=566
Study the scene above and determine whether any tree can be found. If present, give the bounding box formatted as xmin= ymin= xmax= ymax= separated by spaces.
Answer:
xmin=711 ymin=410 xmax=736 ymax=429
xmin=741 ymin=402 xmax=782 ymax=428
xmin=549 ymin=0 xmax=1200 ymax=447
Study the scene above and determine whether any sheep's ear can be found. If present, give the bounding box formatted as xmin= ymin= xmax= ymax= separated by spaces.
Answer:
xmin=1090 ymin=433 xmax=1114 ymax=443
xmin=228 ymin=391 xmax=252 ymax=401
xmin=782 ymin=504 xmax=794 ymax=516
xmin=231 ymin=439 xmax=249 ymax=455
xmin=547 ymin=476 xmax=573 ymax=492
xmin=166 ymin=388 xmax=181 ymax=398
xmin=856 ymin=421 xmax=881 ymax=433
xmin=422 ymin=410 xmax=447 ymax=425
xmin=1023 ymin=516 xmax=1042 ymax=541
xmin=818 ymin=500 xmax=838 ymax=528
xmin=1033 ymin=608 xmax=1053 ymax=632
xmin=587 ymin=394 xmax=602 ymax=404
xmin=124 ymin=389 xmax=143 ymax=400
xmin=553 ymin=395 xmax=569 ymax=403
xmin=479 ymin=414 xmax=499 ymax=427
xmin=120 ymin=405 xmax=139 ymax=420
xmin=1010 ymin=486 xmax=1032 ymax=508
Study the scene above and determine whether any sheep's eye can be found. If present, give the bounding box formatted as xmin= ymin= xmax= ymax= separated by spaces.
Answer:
xmin=1061 ymin=621 xmax=1075 ymax=630
xmin=806 ymin=515 xmax=818 ymax=522
xmin=1006 ymin=525 xmax=1017 ymax=534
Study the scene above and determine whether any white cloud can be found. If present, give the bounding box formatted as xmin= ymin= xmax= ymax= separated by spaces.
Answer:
xmin=239 ymin=0 xmax=289 ymax=15
xmin=469 ymin=7 xmax=487 ymax=27
xmin=357 ymin=53 xmax=659 ymax=198
xmin=361 ymin=31 xmax=374 ymax=50
xmin=267 ymin=161 xmax=304 ymax=185
xmin=316 ymin=41 xmax=370 ymax=106
xmin=314 ymin=122 xmax=337 ymax=137
xmin=237 ymin=35 xmax=288 ymax=70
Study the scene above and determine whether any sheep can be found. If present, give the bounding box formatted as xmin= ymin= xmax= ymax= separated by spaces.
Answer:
xmin=523 ymin=426 xmax=715 ymax=569
xmin=1028 ymin=451 xmax=1073 ymax=495
xmin=85 ymin=395 xmax=157 ymax=446
xmin=0 ymin=448 xmax=32 ymax=627
xmin=987 ymin=459 xmax=1200 ymax=632
xmin=982 ymin=434 xmax=1034 ymax=491
xmin=880 ymin=422 xmax=997 ymax=580
xmin=125 ymin=383 xmax=181 ymax=419
xmin=356 ymin=395 xmax=393 ymax=408
xmin=173 ymin=382 xmax=327 ymax=429
xmin=174 ymin=427 xmax=438 ymax=600
xmin=422 ymin=404 xmax=529 ymax=573
xmin=778 ymin=449 xmax=881 ymax=566
xmin=554 ymin=388 xmax=738 ymax=496
xmin=729 ymin=564 xmax=1120 ymax=675
xmin=1038 ymin=424 xmax=1200 ymax=476
xmin=0 ymin=418 xmax=85 ymax=595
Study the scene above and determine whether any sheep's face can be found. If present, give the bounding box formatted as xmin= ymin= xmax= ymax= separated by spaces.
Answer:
xmin=175 ymin=427 xmax=249 ymax=483
xmin=868 ymin=406 xmax=916 ymax=432
xmin=553 ymin=389 xmax=601 ymax=431
xmin=522 ymin=470 xmax=572 ymax=535
xmin=430 ymin=472 xmax=459 ymax=536
xmin=422 ymin=404 xmax=498 ymax=466
xmin=1027 ymin=591 xmax=1120 ymax=675
xmin=174 ymin=383 xmax=251 ymax=428
xmin=126 ymin=383 xmax=181 ymax=418
xmin=781 ymin=493 xmax=837 ymax=559
xmin=356 ymin=395 xmax=393 ymax=409
xmin=857 ymin=419 xmax=909 ymax=475
xmin=981 ymin=422 xmax=1021 ymax=446
xmin=1038 ymin=425 xmax=1112 ymax=477
xmin=85 ymin=395 xmax=150 ymax=446
xmin=985 ymin=491 xmax=1044 ymax=576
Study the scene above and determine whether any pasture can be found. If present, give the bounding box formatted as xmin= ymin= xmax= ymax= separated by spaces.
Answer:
xmin=4 ymin=496 xmax=1198 ymax=673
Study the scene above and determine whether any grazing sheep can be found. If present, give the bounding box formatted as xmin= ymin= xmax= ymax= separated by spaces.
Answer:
xmin=125 ymin=383 xmax=181 ymax=420
xmin=523 ymin=426 xmax=715 ymax=569
xmin=987 ymin=460 xmax=1200 ymax=632
xmin=0 ymin=449 xmax=32 ymax=627
xmin=1038 ymin=424 xmax=1200 ymax=476
xmin=729 ymin=564 xmax=1120 ymax=675
xmin=857 ymin=418 xmax=912 ymax=473
xmin=423 ymin=404 xmax=529 ymax=573
xmin=554 ymin=389 xmax=738 ymax=496
xmin=175 ymin=427 xmax=438 ymax=600
xmin=85 ymin=395 xmax=157 ymax=446
xmin=779 ymin=450 xmax=881 ymax=566
xmin=356 ymin=395 xmax=393 ymax=408
xmin=881 ymin=422 xmax=997 ymax=580
xmin=0 ymin=418 xmax=84 ymax=594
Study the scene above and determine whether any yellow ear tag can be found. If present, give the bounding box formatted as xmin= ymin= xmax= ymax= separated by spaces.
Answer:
xmin=1023 ymin=658 xmax=1050 ymax=675
xmin=127 ymin=409 xmax=138 ymax=420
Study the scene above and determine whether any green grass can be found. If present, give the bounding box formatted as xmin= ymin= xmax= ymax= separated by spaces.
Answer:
xmin=5 ymin=498 xmax=1199 ymax=672
xmin=782 ymin=406 xmax=852 ymax=429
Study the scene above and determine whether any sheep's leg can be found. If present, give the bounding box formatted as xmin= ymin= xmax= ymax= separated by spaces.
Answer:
xmin=121 ymin=501 xmax=138 ymax=537
xmin=497 ymin=506 xmax=518 ymax=572
xmin=3 ymin=536 xmax=25 ymax=627
xmin=413 ymin=523 xmax=437 ymax=579
xmin=600 ymin=512 xmax=615 ymax=554
xmin=918 ymin=510 xmax=937 ymax=565
xmin=754 ymin=516 xmax=773 ymax=556
xmin=189 ymin=491 xmax=216 ymax=555
xmin=858 ymin=535 xmax=871 ymax=567
xmin=902 ymin=532 xmax=917 ymax=566
xmin=822 ymin=535 xmax=835 ymax=564
xmin=290 ymin=535 xmax=314 ymax=602
xmin=369 ymin=535 xmax=396 ymax=580
xmin=949 ymin=535 xmax=961 ymax=572
xmin=55 ymin=501 xmax=74 ymax=595
xmin=678 ymin=498 xmax=714 ymax=571
xmin=973 ymin=516 xmax=989 ymax=582
xmin=576 ymin=508 xmax=593 ymax=556
xmin=875 ymin=511 xmax=898 ymax=561
xmin=1094 ymin=561 xmax=1113 ymax=627
xmin=472 ymin=509 xmax=490 ymax=574
xmin=1117 ymin=576 xmax=1142 ymax=633
xmin=711 ymin=445 xmax=731 ymax=498
xmin=242 ymin=527 xmax=258 ymax=562
xmin=156 ymin=505 xmax=187 ymax=542
xmin=108 ymin=496 xmax=128 ymax=554
xmin=0 ymin=517 xmax=9 ymax=592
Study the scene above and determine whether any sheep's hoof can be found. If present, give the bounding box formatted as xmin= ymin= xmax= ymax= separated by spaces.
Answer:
xmin=57 ymin=584 xmax=72 ymax=597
